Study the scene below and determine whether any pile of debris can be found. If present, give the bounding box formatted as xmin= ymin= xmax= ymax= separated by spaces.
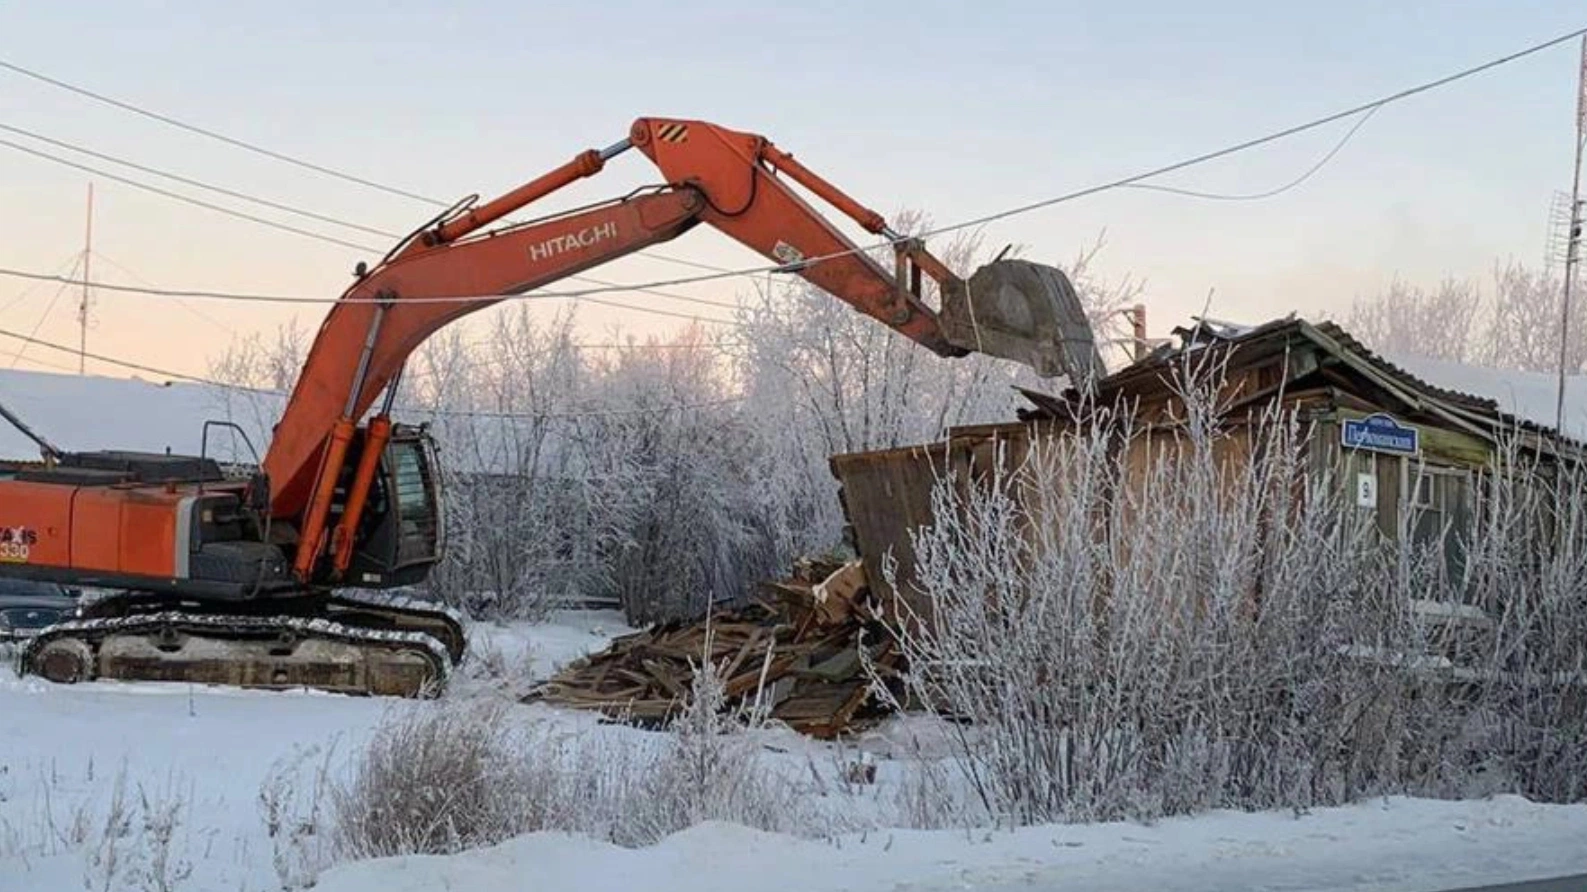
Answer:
xmin=526 ymin=558 xmax=902 ymax=737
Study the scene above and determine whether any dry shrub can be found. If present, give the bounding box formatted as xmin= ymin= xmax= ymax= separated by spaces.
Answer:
xmin=625 ymin=656 xmax=802 ymax=842
xmin=328 ymin=660 xmax=808 ymax=860
xmin=331 ymin=700 xmax=519 ymax=858
xmin=875 ymin=360 xmax=1587 ymax=826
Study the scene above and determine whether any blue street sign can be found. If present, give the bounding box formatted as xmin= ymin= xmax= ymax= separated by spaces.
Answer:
xmin=1341 ymin=413 xmax=1419 ymax=456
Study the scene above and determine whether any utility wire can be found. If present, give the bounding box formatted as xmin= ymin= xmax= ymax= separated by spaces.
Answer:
xmin=909 ymin=26 xmax=1587 ymax=240
xmin=0 ymin=121 xmax=395 ymax=237
xmin=0 ymin=56 xmax=733 ymax=274
xmin=0 ymin=123 xmax=740 ymax=310
xmin=0 ymin=265 xmax=741 ymax=324
xmin=417 ymin=397 xmax=747 ymax=420
xmin=567 ymin=274 xmax=738 ymax=310
xmin=9 ymin=352 xmax=79 ymax=374
xmin=0 ymin=136 xmax=377 ymax=252
xmin=401 ymin=339 xmax=745 ymax=382
xmin=0 ymin=252 xmax=81 ymax=315
xmin=0 ymin=59 xmax=441 ymax=205
xmin=8 ymin=253 xmax=81 ymax=369
xmin=2 ymin=28 xmax=1580 ymax=308
xmin=0 ymin=326 xmax=746 ymax=419
xmin=1122 ymin=106 xmax=1380 ymax=202
xmin=89 ymin=251 xmax=233 ymax=334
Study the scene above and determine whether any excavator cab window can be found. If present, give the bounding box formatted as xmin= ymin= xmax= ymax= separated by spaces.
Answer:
xmin=388 ymin=432 xmax=441 ymax=567
xmin=342 ymin=426 xmax=443 ymax=587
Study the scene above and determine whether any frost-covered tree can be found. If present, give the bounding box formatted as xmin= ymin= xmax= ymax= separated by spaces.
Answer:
xmin=1342 ymin=259 xmax=1575 ymax=372
xmin=197 ymin=222 xmax=1141 ymax=624
xmin=202 ymin=320 xmax=302 ymax=463
xmin=733 ymin=219 xmax=1139 ymax=560
xmin=406 ymin=308 xmax=594 ymax=618
xmin=569 ymin=329 xmax=769 ymax=623
xmin=874 ymin=363 xmax=1587 ymax=824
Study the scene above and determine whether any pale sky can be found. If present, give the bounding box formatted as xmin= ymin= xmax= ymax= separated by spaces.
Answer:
xmin=0 ymin=1 xmax=1583 ymax=379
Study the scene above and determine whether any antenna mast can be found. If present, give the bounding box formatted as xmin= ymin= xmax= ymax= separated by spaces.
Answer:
xmin=78 ymin=182 xmax=93 ymax=375
xmin=1554 ymin=37 xmax=1586 ymax=435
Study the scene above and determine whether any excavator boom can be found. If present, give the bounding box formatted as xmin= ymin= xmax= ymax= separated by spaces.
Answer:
xmin=269 ymin=117 xmax=1099 ymax=550
xmin=264 ymin=188 xmax=705 ymax=521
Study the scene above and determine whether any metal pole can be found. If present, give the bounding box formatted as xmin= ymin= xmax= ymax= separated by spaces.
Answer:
xmin=1554 ymin=36 xmax=1585 ymax=436
xmin=79 ymin=182 xmax=92 ymax=375
xmin=598 ymin=138 xmax=633 ymax=162
xmin=0 ymin=398 xmax=62 ymax=462
xmin=345 ymin=303 xmax=389 ymax=417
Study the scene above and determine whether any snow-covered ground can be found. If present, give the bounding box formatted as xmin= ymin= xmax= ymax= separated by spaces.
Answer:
xmin=2 ymin=611 xmax=1585 ymax=892
xmin=0 ymin=611 xmax=631 ymax=892
xmin=463 ymin=608 xmax=635 ymax=684
xmin=316 ymin=796 xmax=1587 ymax=892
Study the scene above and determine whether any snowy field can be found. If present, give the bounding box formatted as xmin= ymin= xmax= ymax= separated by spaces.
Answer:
xmin=2 ymin=610 xmax=1585 ymax=892
xmin=315 ymin=797 xmax=1587 ymax=892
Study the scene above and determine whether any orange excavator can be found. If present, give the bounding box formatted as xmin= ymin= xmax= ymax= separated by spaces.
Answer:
xmin=3 ymin=117 xmax=1101 ymax=697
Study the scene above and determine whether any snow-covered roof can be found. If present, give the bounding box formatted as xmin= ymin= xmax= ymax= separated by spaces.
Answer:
xmin=1385 ymin=355 xmax=1587 ymax=445
xmin=0 ymin=369 xmax=278 ymax=462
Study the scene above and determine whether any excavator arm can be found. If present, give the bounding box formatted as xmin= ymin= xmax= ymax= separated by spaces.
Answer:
xmin=263 ymin=117 xmax=1097 ymax=583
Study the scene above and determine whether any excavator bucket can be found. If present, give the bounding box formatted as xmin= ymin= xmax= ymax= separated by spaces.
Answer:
xmin=939 ymin=260 xmax=1106 ymax=383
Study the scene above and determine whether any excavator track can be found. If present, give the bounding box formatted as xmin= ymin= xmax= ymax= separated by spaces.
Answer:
xmin=326 ymin=590 xmax=468 ymax=664
xmin=76 ymin=587 xmax=468 ymax=665
xmin=20 ymin=611 xmax=450 ymax=698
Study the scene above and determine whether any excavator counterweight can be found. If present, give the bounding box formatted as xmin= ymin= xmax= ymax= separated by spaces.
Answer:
xmin=0 ymin=115 xmax=1100 ymax=697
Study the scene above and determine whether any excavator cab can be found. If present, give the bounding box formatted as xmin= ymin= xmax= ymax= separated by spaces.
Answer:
xmin=338 ymin=424 xmax=443 ymax=588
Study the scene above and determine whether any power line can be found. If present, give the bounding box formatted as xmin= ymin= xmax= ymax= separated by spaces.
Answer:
xmin=1122 ymin=106 xmax=1380 ymax=202
xmin=539 ymin=292 xmax=737 ymax=324
xmin=9 ymin=352 xmax=81 ymax=374
xmin=0 ymin=325 xmax=746 ymax=419
xmin=0 ymin=137 xmax=378 ymax=252
xmin=911 ymin=27 xmax=1587 ymax=240
xmin=2 ymin=27 xmax=1579 ymax=314
xmin=400 ymin=339 xmax=747 ymax=382
xmin=8 ymin=253 xmax=80 ymax=369
xmin=0 ymin=265 xmax=742 ymax=324
xmin=0 ymin=120 xmax=742 ymax=309
xmin=566 ymin=274 xmax=738 ymax=310
xmin=0 ymin=315 xmax=217 ymax=385
xmin=0 ymin=252 xmax=81 ymax=315
xmin=0 ymin=125 xmax=742 ymax=310
xmin=89 ymin=251 xmax=233 ymax=334
xmin=0 ymin=121 xmax=395 ymax=237
xmin=0 ymin=56 xmax=733 ymax=274
xmin=416 ymin=396 xmax=747 ymax=420
xmin=0 ymin=59 xmax=441 ymax=206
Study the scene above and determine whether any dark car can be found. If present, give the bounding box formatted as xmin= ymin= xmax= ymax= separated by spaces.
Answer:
xmin=0 ymin=578 xmax=82 ymax=640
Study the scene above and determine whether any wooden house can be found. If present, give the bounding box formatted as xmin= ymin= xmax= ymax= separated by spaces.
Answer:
xmin=830 ymin=317 xmax=1585 ymax=620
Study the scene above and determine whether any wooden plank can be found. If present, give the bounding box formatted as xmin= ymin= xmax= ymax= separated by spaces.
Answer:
xmin=721 ymin=628 xmax=764 ymax=680
xmin=613 ymin=668 xmax=657 ymax=688
xmin=772 ymin=685 xmax=856 ymax=719
xmin=543 ymin=683 xmax=648 ymax=702
xmin=723 ymin=650 xmax=804 ymax=699
xmin=812 ymin=560 xmax=865 ymax=625
xmin=643 ymin=659 xmax=687 ymax=700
